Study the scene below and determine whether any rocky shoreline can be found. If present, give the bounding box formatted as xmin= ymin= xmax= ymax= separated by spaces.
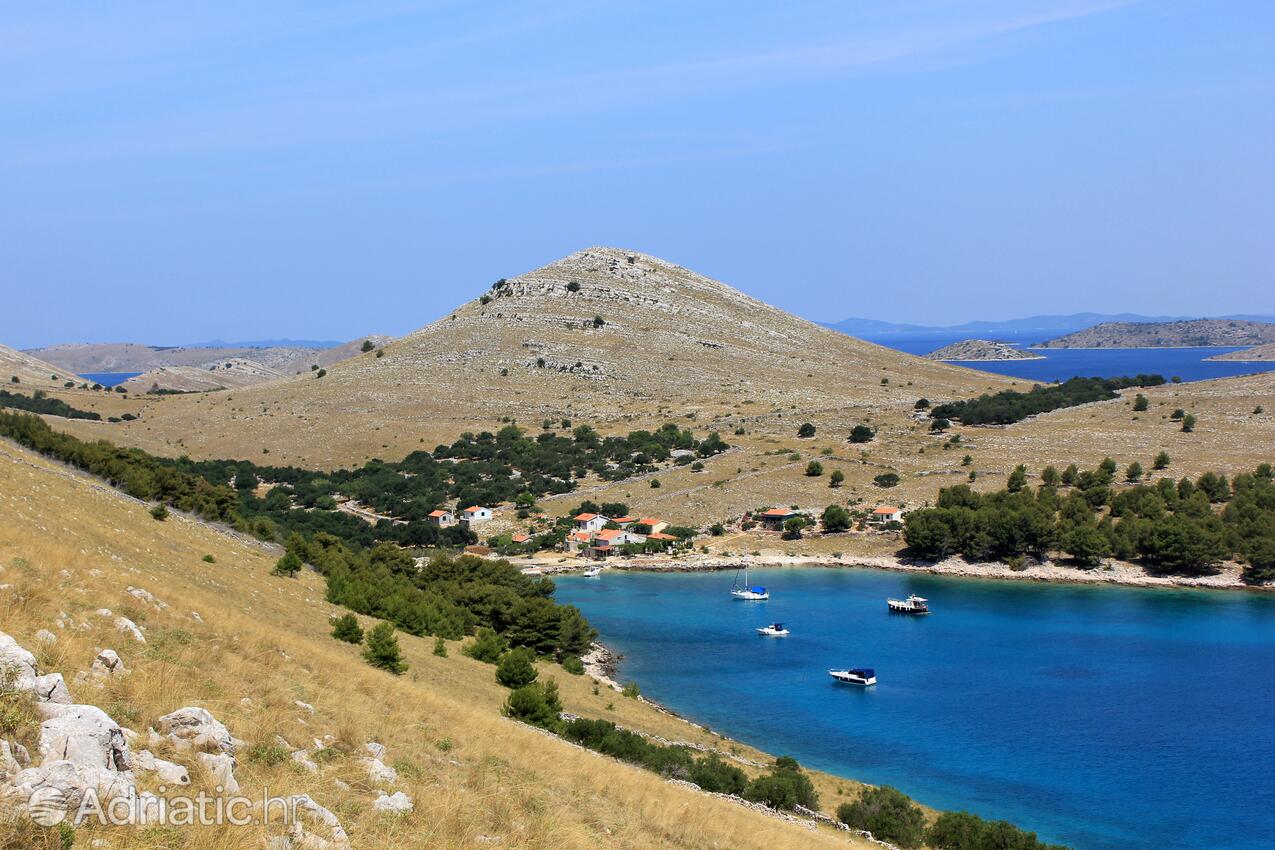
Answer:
xmin=521 ymin=552 xmax=1266 ymax=592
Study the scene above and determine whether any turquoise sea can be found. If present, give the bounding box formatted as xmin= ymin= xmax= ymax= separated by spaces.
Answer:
xmin=555 ymin=568 xmax=1275 ymax=850
xmin=859 ymin=332 xmax=1275 ymax=383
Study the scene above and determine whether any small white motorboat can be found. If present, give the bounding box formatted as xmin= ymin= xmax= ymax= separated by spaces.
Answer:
xmin=756 ymin=623 xmax=789 ymax=637
xmin=829 ymin=668 xmax=877 ymax=686
xmin=887 ymin=594 xmax=930 ymax=615
xmin=583 ymin=566 xmax=603 ymax=577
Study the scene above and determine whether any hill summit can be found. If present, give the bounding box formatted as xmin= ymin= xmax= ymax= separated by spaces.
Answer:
xmin=47 ymin=247 xmax=1005 ymax=466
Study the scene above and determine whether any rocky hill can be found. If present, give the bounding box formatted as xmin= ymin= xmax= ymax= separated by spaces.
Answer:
xmin=1036 ymin=319 xmax=1275 ymax=349
xmin=924 ymin=339 xmax=1044 ymax=361
xmin=45 ymin=247 xmax=1012 ymax=467
xmin=119 ymin=358 xmax=288 ymax=393
xmin=0 ymin=343 xmax=83 ymax=388
xmin=1206 ymin=342 xmax=1275 ymax=362
xmin=28 ymin=336 xmax=393 ymax=377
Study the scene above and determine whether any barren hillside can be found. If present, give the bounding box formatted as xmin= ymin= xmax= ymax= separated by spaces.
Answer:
xmin=120 ymin=358 xmax=288 ymax=393
xmin=29 ymin=336 xmax=393 ymax=377
xmin=0 ymin=343 xmax=83 ymax=388
xmin=47 ymin=247 xmax=1012 ymax=467
xmin=1207 ymin=342 xmax=1275 ymax=362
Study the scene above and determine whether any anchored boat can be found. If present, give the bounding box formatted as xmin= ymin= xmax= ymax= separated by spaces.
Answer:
xmin=829 ymin=668 xmax=877 ymax=686
xmin=756 ymin=623 xmax=789 ymax=637
xmin=730 ymin=563 xmax=769 ymax=600
xmin=583 ymin=566 xmax=603 ymax=577
xmin=887 ymin=594 xmax=930 ymax=615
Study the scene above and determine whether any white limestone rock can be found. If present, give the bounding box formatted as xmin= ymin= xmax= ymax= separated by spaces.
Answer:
xmin=197 ymin=751 xmax=239 ymax=794
xmin=372 ymin=790 xmax=413 ymax=813
xmin=287 ymin=794 xmax=352 ymax=850
xmin=156 ymin=707 xmax=237 ymax=755
xmin=131 ymin=749 xmax=191 ymax=785
xmin=114 ymin=617 xmax=146 ymax=643
xmin=90 ymin=649 xmax=127 ymax=677
xmin=361 ymin=756 xmax=397 ymax=784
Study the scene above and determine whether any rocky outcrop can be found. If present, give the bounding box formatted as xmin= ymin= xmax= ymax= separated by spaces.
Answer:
xmin=131 ymin=749 xmax=191 ymax=785
xmin=924 ymin=339 xmax=1044 ymax=361
xmin=156 ymin=706 xmax=238 ymax=754
xmin=1 ymin=630 xmax=71 ymax=705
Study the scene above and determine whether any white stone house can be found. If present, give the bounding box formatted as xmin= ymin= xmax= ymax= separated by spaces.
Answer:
xmin=461 ymin=506 xmax=493 ymax=525
xmin=573 ymin=513 xmax=609 ymax=533
xmin=427 ymin=509 xmax=455 ymax=527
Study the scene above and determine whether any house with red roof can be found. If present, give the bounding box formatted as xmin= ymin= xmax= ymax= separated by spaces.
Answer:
xmin=573 ymin=513 xmax=609 ymax=533
xmin=758 ymin=508 xmax=799 ymax=530
xmin=872 ymin=506 xmax=904 ymax=524
xmin=460 ymin=506 xmax=493 ymax=525
xmin=427 ymin=509 xmax=455 ymax=527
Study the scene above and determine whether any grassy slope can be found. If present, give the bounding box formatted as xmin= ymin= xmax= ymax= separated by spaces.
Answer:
xmin=0 ymin=436 xmax=875 ymax=850
xmin=0 ymin=343 xmax=84 ymax=388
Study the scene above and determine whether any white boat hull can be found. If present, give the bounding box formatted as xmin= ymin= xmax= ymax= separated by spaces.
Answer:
xmin=756 ymin=628 xmax=789 ymax=636
xmin=732 ymin=589 xmax=769 ymax=600
xmin=829 ymin=670 xmax=877 ymax=686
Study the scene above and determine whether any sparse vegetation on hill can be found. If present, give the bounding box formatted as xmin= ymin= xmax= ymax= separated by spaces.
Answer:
xmin=0 ymin=410 xmax=595 ymax=651
xmin=0 ymin=433 xmax=878 ymax=850
xmin=931 ymin=376 xmax=1165 ymax=426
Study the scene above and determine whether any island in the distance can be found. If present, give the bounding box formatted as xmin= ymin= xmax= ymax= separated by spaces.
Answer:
xmin=924 ymin=339 xmax=1045 ymax=361
xmin=1206 ymin=341 xmax=1275 ymax=362
xmin=1035 ymin=318 xmax=1275 ymax=348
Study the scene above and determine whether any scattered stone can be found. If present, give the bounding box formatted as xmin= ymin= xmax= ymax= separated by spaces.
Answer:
xmin=34 ymin=629 xmax=57 ymax=646
xmin=126 ymin=586 xmax=167 ymax=609
xmin=361 ymin=756 xmax=397 ymax=784
xmin=364 ymin=742 xmax=386 ymax=760
xmin=286 ymin=794 xmax=352 ymax=850
xmin=91 ymin=649 xmax=127 ymax=677
xmin=295 ymin=700 xmax=315 ymax=715
xmin=114 ymin=617 xmax=146 ymax=643
xmin=372 ymin=790 xmax=413 ymax=813
xmin=292 ymin=749 xmax=319 ymax=772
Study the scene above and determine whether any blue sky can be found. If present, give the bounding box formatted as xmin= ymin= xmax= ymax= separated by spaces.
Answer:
xmin=3 ymin=1 xmax=1273 ymax=347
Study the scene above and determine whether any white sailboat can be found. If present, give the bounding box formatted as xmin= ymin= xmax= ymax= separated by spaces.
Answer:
xmin=730 ymin=563 xmax=769 ymax=600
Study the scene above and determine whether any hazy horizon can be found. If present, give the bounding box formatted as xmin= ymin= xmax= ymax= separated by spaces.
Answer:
xmin=5 ymin=2 xmax=1274 ymax=348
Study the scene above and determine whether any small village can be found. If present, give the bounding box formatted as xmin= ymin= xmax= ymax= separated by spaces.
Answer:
xmin=418 ymin=498 xmax=910 ymax=566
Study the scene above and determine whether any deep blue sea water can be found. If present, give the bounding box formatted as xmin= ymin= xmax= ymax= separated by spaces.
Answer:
xmin=556 ymin=568 xmax=1275 ymax=850
xmin=858 ymin=331 xmax=1275 ymax=384
xmin=80 ymin=372 xmax=142 ymax=387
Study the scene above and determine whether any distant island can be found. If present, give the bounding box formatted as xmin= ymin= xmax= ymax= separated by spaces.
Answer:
xmin=826 ymin=312 xmax=1275 ymax=337
xmin=924 ymin=339 xmax=1045 ymax=361
xmin=1206 ymin=342 xmax=1275 ymax=362
xmin=1034 ymin=319 xmax=1275 ymax=349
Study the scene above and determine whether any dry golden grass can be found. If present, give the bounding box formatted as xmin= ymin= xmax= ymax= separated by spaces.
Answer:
xmin=0 ymin=438 xmax=876 ymax=849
